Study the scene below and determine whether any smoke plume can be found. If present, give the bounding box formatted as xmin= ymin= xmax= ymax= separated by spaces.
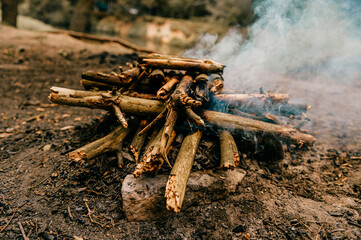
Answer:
xmin=185 ymin=0 xmax=361 ymax=144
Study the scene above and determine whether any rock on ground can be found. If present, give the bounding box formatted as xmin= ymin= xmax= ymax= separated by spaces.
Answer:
xmin=122 ymin=169 xmax=246 ymax=221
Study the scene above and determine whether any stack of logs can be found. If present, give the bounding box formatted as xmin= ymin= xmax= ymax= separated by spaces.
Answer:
xmin=49 ymin=54 xmax=316 ymax=212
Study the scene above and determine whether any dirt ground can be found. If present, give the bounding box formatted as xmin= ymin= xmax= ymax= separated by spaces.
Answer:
xmin=1 ymin=25 xmax=361 ymax=239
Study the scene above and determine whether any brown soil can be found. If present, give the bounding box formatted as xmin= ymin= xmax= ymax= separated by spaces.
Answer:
xmin=1 ymin=25 xmax=361 ymax=240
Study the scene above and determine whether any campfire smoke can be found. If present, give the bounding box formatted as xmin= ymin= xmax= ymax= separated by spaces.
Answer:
xmin=185 ymin=0 xmax=361 ymax=144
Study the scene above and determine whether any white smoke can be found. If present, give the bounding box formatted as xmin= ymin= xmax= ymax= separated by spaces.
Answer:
xmin=185 ymin=0 xmax=361 ymax=143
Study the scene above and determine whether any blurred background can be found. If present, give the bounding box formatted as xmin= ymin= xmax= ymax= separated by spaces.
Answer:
xmin=0 ymin=0 xmax=254 ymax=54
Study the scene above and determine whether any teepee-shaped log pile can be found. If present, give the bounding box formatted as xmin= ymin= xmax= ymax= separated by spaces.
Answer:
xmin=49 ymin=54 xmax=315 ymax=212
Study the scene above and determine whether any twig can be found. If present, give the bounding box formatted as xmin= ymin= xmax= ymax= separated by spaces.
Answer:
xmin=67 ymin=206 xmax=73 ymax=220
xmin=84 ymin=201 xmax=93 ymax=223
xmin=0 ymin=206 xmax=19 ymax=233
xmin=138 ymin=108 xmax=167 ymax=136
xmin=18 ymin=222 xmax=29 ymax=240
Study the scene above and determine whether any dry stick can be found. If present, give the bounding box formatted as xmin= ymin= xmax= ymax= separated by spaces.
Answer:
xmin=133 ymin=127 xmax=164 ymax=177
xmin=49 ymin=87 xmax=315 ymax=145
xmin=214 ymin=93 xmax=290 ymax=104
xmin=139 ymin=57 xmax=225 ymax=73
xmin=172 ymin=75 xmax=202 ymax=108
xmin=160 ymin=108 xmax=178 ymax=167
xmin=118 ymin=67 xmax=141 ymax=84
xmin=112 ymin=104 xmax=128 ymax=128
xmin=67 ymin=121 xmax=135 ymax=163
xmin=82 ymin=71 xmax=132 ymax=86
xmin=67 ymin=206 xmax=74 ymax=220
xmin=159 ymin=75 xmax=198 ymax=160
xmin=138 ymin=108 xmax=167 ymax=136
xmin=0 ymin=206 xmax=19 ymax=233
xmin=185 ymin=108 xmax=205 ymax=127
xmin=149 ymin=69 xmax=165 ymax=82
xmin=18 ymin=222 xmax=29 ymax=240
xmin=219 ymin=130 xmax=240 ymax=170
xmin=124 ymin=69 xmax=147 ymax=93
xmin=133 ymin=127 xmax=176 ymax=177
xmin=116 ymin=151 xmax=124 ymax=168
xmin=81 ymin=79 xmax=114 ymax=90
xmin=202 ymin=110 xmax=316 ymax=146
xmin=165 ymin=130 xmax=203 ymax=212
xmin=50 ymin=87 xmax=165 ymax=115
xmin=157 ymin=76 xmax=179 ymax=100
xmin=130 ymin=119 xmax=149 ymax=162
xmin=209 ymin=74 xmax=224 ymax=94
xmin=138 ymin=54 xmax=213 ymax=61
xmin=262 ymin=113 xmax=281 ymax=125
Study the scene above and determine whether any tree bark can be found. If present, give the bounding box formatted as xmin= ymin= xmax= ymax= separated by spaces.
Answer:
xmin=1 ymin=0 xmax=18 ymax=27
xmin=165 ymin=130 xmax=203 ymax=212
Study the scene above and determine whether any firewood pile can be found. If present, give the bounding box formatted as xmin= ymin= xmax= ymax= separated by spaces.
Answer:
xmin=49 ymin=54 xmax=316 ymax=212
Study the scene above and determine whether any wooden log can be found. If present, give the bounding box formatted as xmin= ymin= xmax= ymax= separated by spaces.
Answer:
xmin=214 ymin=93 xmax=290 ymax=104
xmin=171 ymin=75 xmax=201 ymax=108
xmin=118 ymin=67 xmax=141 ymax=85
xmin=209 ymin=75 xmax=224 ymax=94
xmin=202 ymin=110 xmax=316 ymax=146
xmin=67 ymin=122 xmax=135 ymax=163
xmin=133 ymin=127 xmax=176 ymax=177
xmin=219 ymin=130 xmax=240 ymax=170
xmin=81 ymin=71 xmax=131 ymax=86
xmin=138 ymin=54 xmax=204 ymax=61
xmin=50 ymin=87 xmax=315 ymax=145
xmin=139 ymin=58 xmax=224 ymax=73
xmin=157 ymin=76 xmax=179 ymax=100
xmin=165 ymin=130 xmax=203 ymax=212
xmin=130 ymin=119 xmax=149 ymax=162
xmin=149 ymin=69 xmax=165 ymax=82
xmin=80 ymin=79 xmax=114 ymax=90
xmin=49 ymin=87 xmax=165 ymax=115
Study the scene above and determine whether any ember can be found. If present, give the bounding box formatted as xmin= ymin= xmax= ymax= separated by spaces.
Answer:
xmin=49 ymin=54 xmax=315 ymax=212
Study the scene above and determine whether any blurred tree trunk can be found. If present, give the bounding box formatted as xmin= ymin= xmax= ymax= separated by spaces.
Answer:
xmin=70 ymin=0 xmax=93 ymax=32
xmin=1 ymin=0 xmax=18 ymax=27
